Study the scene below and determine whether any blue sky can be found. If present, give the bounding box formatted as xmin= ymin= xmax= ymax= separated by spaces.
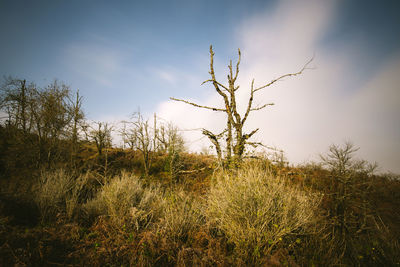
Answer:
xmin=0 ymin=0 xmax=271 ymax=116
xmin=1 ymin=0 xmax=400 ymax=173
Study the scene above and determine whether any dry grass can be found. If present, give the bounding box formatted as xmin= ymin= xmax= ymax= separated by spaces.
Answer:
xmin=65 ymin=172 xmax=90 ymax=221
xmin=35 ymin=169 xmax=92 ymax=223
xmin=20 ymin=159 xmax=400 ymax=266
xmin=35 ymin=169 xmax=74 ymax=223
xmin=207 ymin=161 xmax=321 ymax=264
xmin=83 ymin=171 xmax=164 ymax=230
xmin=157 ymin=188 xmax=204 ymax=244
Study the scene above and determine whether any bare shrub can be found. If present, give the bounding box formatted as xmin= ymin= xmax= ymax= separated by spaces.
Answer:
xmin=317 ymin=142 xmax=399 ymax=265
xmin=320 ymin=141 xmax=378 ymax=176
xmin=206 ymin=161 xmax=321 ymax=264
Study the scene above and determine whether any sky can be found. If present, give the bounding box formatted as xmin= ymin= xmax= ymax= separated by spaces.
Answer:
xmin=1 ymin=0 xmax=400 ymax=173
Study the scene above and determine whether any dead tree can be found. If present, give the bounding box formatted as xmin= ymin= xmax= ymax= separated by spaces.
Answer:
xmin=157 ymin=121 xmax=185 ymax=154
xmin=171 ymin=45 xmax=312 ymax=167
xmin=68 ymin=90 xmax=84 ymax=148
xmin=135 ymin=113 xmax=152 ymax=176
xmin=124 ymin=112 xmax=153 ymax=177
xmin=0 ymin=77 xmax=34 ymax=133
xmin=89 ymin=122 xmax=112 ymax=156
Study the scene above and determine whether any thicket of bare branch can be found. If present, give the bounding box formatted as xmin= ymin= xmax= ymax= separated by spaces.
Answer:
xmin=120 ymin=112 xmax=185 ymax=177
xmin=0 ymin=77 xmax=85 ymax=166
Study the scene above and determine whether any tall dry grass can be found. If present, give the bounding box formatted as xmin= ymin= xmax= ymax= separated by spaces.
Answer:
xmin=35 ymin=169 xmax=90 ymax=223
xmin=80 ymin=173 xmax=205 ymax=265
xmin=206 ymin=161 xmax=321 ymax=264
xmin=32 ymin=161 xmax=399 ymax=266
xmin=157 ymin=188 xmax=204 ymax=243
xmin=83 ymin=171 xmax=164 ymax=230
xmin=35 ymin=169 xmax=73 ymax=223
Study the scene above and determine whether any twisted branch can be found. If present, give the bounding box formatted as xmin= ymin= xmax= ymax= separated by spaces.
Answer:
xmin=170 ymin=97 xmax=225 ymax=112
xmin=254 ymin=56 xmax=314 ymax=92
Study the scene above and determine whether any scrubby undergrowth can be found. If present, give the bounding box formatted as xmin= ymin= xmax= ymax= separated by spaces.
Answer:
xmin=1 ymin=154 xmax=399 ymax=266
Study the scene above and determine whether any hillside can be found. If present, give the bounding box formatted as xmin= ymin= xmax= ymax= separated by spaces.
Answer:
xmin=0 ymin=125 xmax=399 ymax=266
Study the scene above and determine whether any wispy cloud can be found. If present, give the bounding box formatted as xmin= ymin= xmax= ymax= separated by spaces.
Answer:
xmin=155 ymin=68 xmax=177 ymax=85
xmin=64 ymin=43 xmax=124 ymax=87
xmin=150 ymin=64 xmax=206 ymax=90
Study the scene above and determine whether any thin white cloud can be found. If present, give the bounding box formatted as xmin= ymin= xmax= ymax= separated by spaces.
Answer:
xmin=64 ymin=43 xmax=123 ymax=87
xmin=155 ymin=69 xmax=177 ymax=85
xmin=150 ymin=65 xmax=207 ymax=91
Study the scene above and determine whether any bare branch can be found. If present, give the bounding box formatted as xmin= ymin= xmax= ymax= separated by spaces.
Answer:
xmin=243 ymin=128 xmax=259 ymax=141
xmin=242 ymin=79 xmax=255 ymax=125
xmin=233 ymin=48 xmax=241 ymax=82
xmin=228 ymin=60 xmax=233 ymax=82
xmin=202 ymin=128 xmax=223 ymax=162
xmin=209 ymin=46 xmax=231 ymax=105
xmin=250 ymin=103 xmax=274 ymax=111
xmin=201 ymin=79 xmax=229 ymax=91
xmin=254 ymin=56 xmax=314 ymax=92
xmin=247 ymin=141 xmax=264 ymax=148
xmin=170 ymin=97 xmax=226 ymax=112
xmin=246 ymin=142 xmax=284 ymax=153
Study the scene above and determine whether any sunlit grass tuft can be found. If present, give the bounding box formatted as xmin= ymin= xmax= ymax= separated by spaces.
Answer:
xmin=207 ymin=161 xmax=321 ymax=264
xmin=157 ymin=188 xmax=204 ymax=244
xmin=35 ymin=169 xmax=74 ymax=223
xmin=84 ymin=171 xmax=164 ymax=230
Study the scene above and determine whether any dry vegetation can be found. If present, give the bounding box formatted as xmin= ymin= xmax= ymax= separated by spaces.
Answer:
xmin=1 ymin=143 xmax=399 ymax=266
xmin=1 ymin=59 xmax=399 ymax=266
xmin=207 ymin=162 xmax=321 ymax=265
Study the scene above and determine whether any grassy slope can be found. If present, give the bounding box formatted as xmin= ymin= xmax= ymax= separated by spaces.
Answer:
xmin=0 ymin=147 xmax=399 ymax=266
